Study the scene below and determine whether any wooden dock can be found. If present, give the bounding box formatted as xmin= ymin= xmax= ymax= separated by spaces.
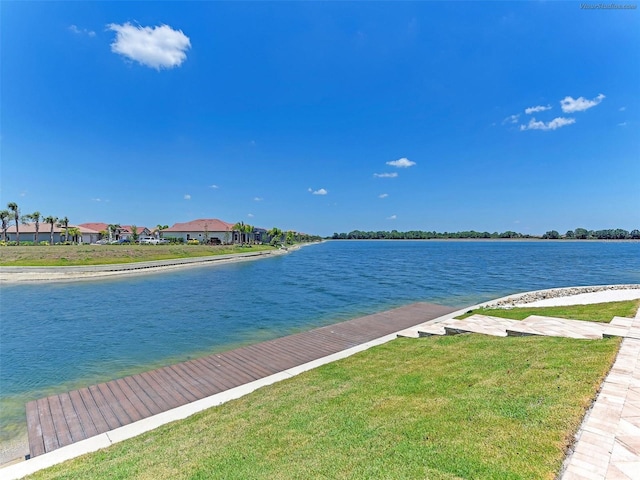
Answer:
xmin=26 ymin=302 xmax=456 ymax=458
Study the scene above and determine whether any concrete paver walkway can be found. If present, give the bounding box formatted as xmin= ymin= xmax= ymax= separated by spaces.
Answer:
xmin=561 ymin=315 xmax=640 ymax=479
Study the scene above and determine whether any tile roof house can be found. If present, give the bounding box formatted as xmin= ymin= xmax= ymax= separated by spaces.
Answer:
xmin=5 ymin=223 xmax=100 ymax=244
xmin=78 ymin=223 xmax=150 ymax=241
xmin=163 ymin=219 xmax=236 ymax=244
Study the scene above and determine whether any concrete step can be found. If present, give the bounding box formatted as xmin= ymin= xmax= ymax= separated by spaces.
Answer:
xmin=441 ymin=317 xmax=516 ymax=337
xmin=396 ymin=329 xmax=420 ymax=338
xmin=399 ymin=313 xmax=640 ymax=341
xmin=417 ymin=325 xmax=446 ymax=336
xmin=519 ymin=315 xmax=605 ymax=339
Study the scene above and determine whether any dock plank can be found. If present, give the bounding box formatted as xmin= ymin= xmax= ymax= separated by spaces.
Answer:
xmin=48 ymin=396 xmax=73 ymax=448
xmin=36 ymin=398 xmax=59 ymax=453
xmin=68 ymin=390 xmax=99 ymax=439
xmin=25 ymin=401 xmax=44 ymax=458
xmin=26 ymin=302 xmax=456 ymax=457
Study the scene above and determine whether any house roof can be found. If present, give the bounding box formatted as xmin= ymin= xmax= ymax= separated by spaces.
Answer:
xmin=79 ymin=222 xmax=109 ymax=232
xmin=165 ymin=219 xmax=235 ymax=232
xmin=121 ymin=225 xmax=150 ymax=234
xmin=6 ymin=223 xmax=100 ymax=234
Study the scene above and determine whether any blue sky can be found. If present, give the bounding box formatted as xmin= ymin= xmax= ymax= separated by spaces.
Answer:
xmin=2 ymin=1 xmax=639 ymax=236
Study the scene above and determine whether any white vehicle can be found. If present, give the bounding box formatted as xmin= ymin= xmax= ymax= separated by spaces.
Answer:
xmin=139 ymin=237 xmax=159 ymax=245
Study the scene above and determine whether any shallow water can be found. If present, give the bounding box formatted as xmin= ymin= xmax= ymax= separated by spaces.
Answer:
xmin=1 ymin=240 xmax=639 ymax=455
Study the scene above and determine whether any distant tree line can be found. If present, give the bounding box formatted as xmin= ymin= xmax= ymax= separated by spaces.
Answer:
xmin=331 ymin=228 xmax=640 ymax=240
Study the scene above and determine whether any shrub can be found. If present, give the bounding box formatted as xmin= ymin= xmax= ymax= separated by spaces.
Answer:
xmin=39 ymin=241 xmax=50 ymax=246
xmin=187 ymin=239 xmax=200 ymax=245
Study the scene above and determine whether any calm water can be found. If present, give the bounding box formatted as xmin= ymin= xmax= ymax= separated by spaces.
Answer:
xmin=1 ymin=240 xmax=640 ymax=449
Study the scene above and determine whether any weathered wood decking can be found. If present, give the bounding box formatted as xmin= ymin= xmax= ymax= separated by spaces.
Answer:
xmin=26 ymin=302 xmax=456 ymax=457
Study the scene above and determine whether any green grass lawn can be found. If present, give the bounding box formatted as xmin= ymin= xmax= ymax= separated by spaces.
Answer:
xmin=456 ymin=299 xmax=640 ymax=323
xmin=0 ymin=244 xmax=275 ymax=266
xmin=27 ymin=334 xmax=620 ymax=480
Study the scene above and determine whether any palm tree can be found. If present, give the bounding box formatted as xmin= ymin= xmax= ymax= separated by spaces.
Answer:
xmin=1 ymin=209 xmax=11 ymax=242
xmin=107 ymin=224 xmax=121 ymax=242
xmin=267 ymin=227 xmax=283 ymax=246
xmin=7 ymin=202 xmax=19 ymax=244
xmin=156 ymin=224 xmax=169 ymax=239
xmin=286 ymin=230 xmax=295 ymax=245
xmin=58 ymin=216 xmax=70 ymax=243
xmin=232 ymin=222 xmax=245 ymax=244
xmin=67 ymin=227 xmax=81 ymax=244
xmin=23 ymin=211 xmax=41 ymax=244
xmin=243 ymin=223 xmax=254 ymax=244
xmin=43 ymin=216 xmax=58 ymax=245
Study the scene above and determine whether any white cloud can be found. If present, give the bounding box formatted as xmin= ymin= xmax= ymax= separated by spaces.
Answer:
xmin=69 ymin=25 xmax=96 ymax=37
xmin=247 ymin=213 xmax=254 ymax=218
xmin=379 ymin=193 xmax=389 ymax=199
xmin=520 ymin=117 xmax=576 ymax=131
xmin=560 ymin=93 xmax=605 ymax=113
xmin=91 ymin=198 xmax=102 ymax=202
xmin=184 ymin=194 xmax=191 ymax=200
xmin=525 ymin=105 xmax=552 ymax=115
xmin=254 ymin=197 xmax=263 ymax=202
xmin=619 ymin=106 xmax=626 ymax=112
xmin=618 ymin=122 xmax=627 ymax=127
xmin=307 ymin=187 xmax=312 ymax=192
xmin=386 ymin=157 xmax=416 ymax=168
xmin=503 ymin=114 xmax=520 ymax=125
xmin=374 ymin=172 xmax=398 ymax=178
xmin=209 ymin=184 xmax=219 ymax=189
xmin=108 ymin=22 xmax=191 ymax=70
xmin=312 ymin=188 xmax=328 ymax=195
xmin=387 ymin=214 xmax=397 ymax=220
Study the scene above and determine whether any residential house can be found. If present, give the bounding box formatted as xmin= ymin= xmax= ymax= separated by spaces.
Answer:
xmin=162 ymin=219 xmax=236 ymax=244
xmin=78 ymin=223 xmax=150 ymax=242
xmin=120 ymin=225 xmax=151 ymax=241
xmin=6 ymin=223 xmax=101 ymax=244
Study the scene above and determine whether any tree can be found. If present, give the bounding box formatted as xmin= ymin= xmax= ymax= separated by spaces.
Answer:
xmin=268 ymin=227 xmax=283 ymax=246
xmin=233 ymin=222 xmax=251 ymax=244
xmin=107 ymin=224 xmax=121 ymax=242
xmin=244 ymin=223 xmax=254 ymax=244
xmin=203 ymin=223 xmax=210 ymax=244
xmin=130 ymin=225 xmax=139 ymax=243
xmin=156 ymin=224 xmax=169 ymax=238
xmin=565 ymin=230 xmax=575 ymax=239
xmin=57 ymin=217 xmax=70 ymax=243
xmin=0 ymin=210 xmax=10 ymax=242
xmin=574 ymin=228 xmax=588 ymax=240
xmin=22 ymin=211 xmax=42 ymax=244
xmin=285 ymin=230 xmax=295 ymax=245
xmin=67 ymin=227 xmax=81 ymax=244
xmin=43 ymin=216 xmax=58 ymax=245
xmin=542 ymin=230 xmax=560 ymax=239
xmin=7 ymin=202 xmax=19 ymax=244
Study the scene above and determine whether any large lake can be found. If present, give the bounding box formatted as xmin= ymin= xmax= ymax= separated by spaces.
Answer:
xmin=1 ymin=240 xmax=640 ymax=453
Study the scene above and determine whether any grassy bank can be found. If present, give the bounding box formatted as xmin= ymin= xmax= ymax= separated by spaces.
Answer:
xmin=28 ymin=334 xmax=619 ymax=479
xmin=0 ymin=244 xmax=275 ymax=267
xmin=456 ymin=299 xmax=640 ymax=323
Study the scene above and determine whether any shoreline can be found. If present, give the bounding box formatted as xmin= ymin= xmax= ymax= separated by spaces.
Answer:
xmin=0 ymin=245 xmax=305 ymax=285
xmin=2 ymin=283 xmax=638 ymax=474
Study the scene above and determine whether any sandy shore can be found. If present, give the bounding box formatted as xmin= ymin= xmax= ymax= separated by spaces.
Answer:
xmin=0 ymin=247 xmax=299 ymax=284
